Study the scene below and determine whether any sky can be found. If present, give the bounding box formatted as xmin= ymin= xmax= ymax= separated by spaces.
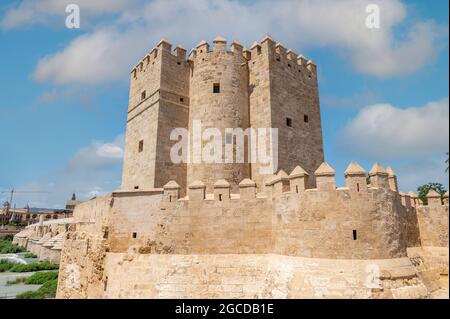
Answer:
xmin=0 ymin=0 xmax=448 ymax=208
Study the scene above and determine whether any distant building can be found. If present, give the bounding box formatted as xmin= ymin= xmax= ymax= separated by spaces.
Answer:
xmin=65 ymin=193 xmax=81 ymax=211
xmin=2 ymin=193 xmax=81 ymax=225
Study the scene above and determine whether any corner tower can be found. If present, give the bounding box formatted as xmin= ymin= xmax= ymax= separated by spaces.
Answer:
xmin=122 ymin=39 xmax=190 ymax=192
xmin=248 ymin=35 xmax=324 ymax=188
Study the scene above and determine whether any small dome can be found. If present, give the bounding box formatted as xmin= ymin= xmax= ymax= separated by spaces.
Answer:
xmin=213 ymin=35 xmax=227 ymax=43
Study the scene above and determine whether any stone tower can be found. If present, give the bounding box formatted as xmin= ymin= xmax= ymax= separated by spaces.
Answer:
xmin=122 ymin=36 xmax=324 ymax=193
xmin=187 ymin=37 xmax=251 ymax=192
xmin=248 ymin=35 xmax=324 ymax=188
xmin=122 ymin=39 xmax=190 ymax=191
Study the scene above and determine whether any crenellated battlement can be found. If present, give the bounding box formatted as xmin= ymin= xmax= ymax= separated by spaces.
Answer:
xmin=131 ymin=38 xmax=188 ymax=79
xmin=247 ymin=35 xmax=317 ymax=79
xmin=160 ymin=161 xmax=425 ymax=205
xmin=188 ymin=36 xmax=249 ymax=64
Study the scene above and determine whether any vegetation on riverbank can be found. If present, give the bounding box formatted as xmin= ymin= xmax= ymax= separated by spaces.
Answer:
xmin=0 ymin=239 xmax=25 ymax=254
xmin=0 ymin=260 xmax=59 ymax=273
xmin=16 ymin=278 xmax=58 ymax=299
xmin=6 ymin=271 xmax=59 ymax=285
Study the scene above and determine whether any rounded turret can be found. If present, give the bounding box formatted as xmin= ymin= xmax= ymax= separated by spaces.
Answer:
xmin=187 ymin=37 xmax=250 ymax=192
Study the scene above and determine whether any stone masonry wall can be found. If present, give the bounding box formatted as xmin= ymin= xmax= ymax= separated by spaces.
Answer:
xmin=100 ymin=254 xmax=427 ymax=299
xmin=79 ymin=166 xmax=410 ymax=260
xmin=54 ymin=164 xmax=449 ymax=298
xmin=416 ymin=202 xmax=449 ymax=247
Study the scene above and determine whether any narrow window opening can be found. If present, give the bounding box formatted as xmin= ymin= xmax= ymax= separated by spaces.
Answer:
xmin=169 ymin=195 xmax=172 ymax=202
xmin=141 ymin=91 xmax=146 ymax=101
xmin=295 ymin=186 xmax=299 ymax=193
xmin=103 ymin=228 xmax=109 ymax=239
xmin=304 ymin=115 xmax=309 ymax=123
xmin=104 ymin=277 xmax=108 ymax=291
xmin=138 ymin=140 xmax=144 ymax=152
xmin=288 ymin=63 xmax=291 ymax=67
xmin=132 ymin=232 xmax=137 ymax=239
xmin=134 ymin=186 xmax=139 ymax=190
xmin=219 ymin=194 xmax=222 ymax=201
xmin=180 ymin=97 xmax=184 ymax=103
xmin=286 ymin=117 xmax=293 ymax=127
xmin=257 ymin=47 xmax=262 ymax=55
xmin=213 ymin=83 xmax=220 ymax=93
xmin=357 ymin=183 xmax=360 ymax=193
xmin=352 ymin=230 xmax=357 ymax=240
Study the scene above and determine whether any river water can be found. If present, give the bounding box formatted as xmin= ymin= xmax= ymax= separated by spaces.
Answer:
xmin=0 ymin=253 xmax=41 ymax=299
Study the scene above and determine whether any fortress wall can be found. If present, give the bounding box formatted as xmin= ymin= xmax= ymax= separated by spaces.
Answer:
xmin=102 ymin=171 xmax=407 ymax=259
xmin=271 ymin=187 xmax=406 ymax=259
xmin=108 ymin=191 xmax=163 ymax=252
xmin=399 ymin=194 xmax=422 ymax=247
xmin=408 ymin=246 xmax=449 ymax=297
xmin=187 ymin=40 xmax=250 ymax=192
xmin=54 ymin=174 xmax=448 ymax=299
xmin=107 ymin=190 xmax=272 ymax=255
xmin=57 ymin=223 xmax=107 ymax=299
xmin=416 ymin=203 xmax=449 ymax=247
xmin=73 ymin=194 xmax=112 ymax=226
xmin=100 ymin=253 xmax=427 ymax=299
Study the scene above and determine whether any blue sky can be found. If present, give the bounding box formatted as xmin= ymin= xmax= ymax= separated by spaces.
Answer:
xmin=0 ymin=0 xmax=448 ymax=208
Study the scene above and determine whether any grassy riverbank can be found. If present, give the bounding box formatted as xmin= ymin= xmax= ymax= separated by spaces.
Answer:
xmin=0 ymin=237 xmax=60 ymax=299
xmin=0 ymin=239 xmax=25 ymax=254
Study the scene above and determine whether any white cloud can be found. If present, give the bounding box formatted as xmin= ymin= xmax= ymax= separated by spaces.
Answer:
xmin=12 ymin=134 xmax=125 ymax=208
xmin=1 ymin=0 xmax=136 ymax=29
xmin=340 ymin=98 xmax=449 ymax=158
xmin=394 ymin=156 xmax=449 ymax=193
xmin=14 ymin=0 xmax=446 ymax=84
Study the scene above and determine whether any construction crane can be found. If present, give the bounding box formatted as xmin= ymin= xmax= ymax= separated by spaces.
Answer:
xmin=0 ymin=188 xmax=50 ymax=209
xmin=0 ymin=189 xmax=50 ymax=224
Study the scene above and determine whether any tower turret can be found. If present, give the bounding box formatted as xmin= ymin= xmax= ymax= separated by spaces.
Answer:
xmin=187 ymin=36 xmax=250 ymax=192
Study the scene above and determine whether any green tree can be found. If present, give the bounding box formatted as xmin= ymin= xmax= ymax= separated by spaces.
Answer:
xmin=417 ymin=182 xmax=447 ymax=205
xmin=446 ymin=152 xmax=449 ymax=173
